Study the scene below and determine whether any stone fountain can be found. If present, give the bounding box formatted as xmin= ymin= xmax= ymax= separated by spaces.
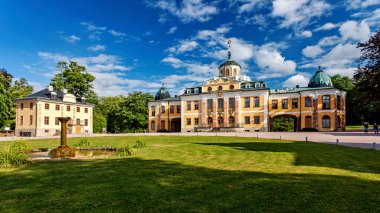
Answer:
xmin=49 ymin=117 xmax=76 ymax=158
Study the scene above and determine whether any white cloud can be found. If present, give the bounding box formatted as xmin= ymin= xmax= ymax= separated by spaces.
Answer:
xmin=148 ymin=0 xmax=218 ymax=23
xmin=80 ymin=22 xmax=106 ymax=31
xmin=168 ymin=40 xmax=198 ymax=53
xmin=339 ymin=20 xmax=371 ymax=41
xmin=314 ymin=22 xmax=339 ymax=31
xmin=271 ymin=0 xmax=331 ymax=28
xmin=324 ymin=67 xmax=356 ymax=77
xmin=167 ymin=26 xmax=178 ymax=34
xmin=346 ymin=0 xmax=380 ymax=9
xmin=317 ymin=35 xmax=341 ymax=46
xmin=64 ymin=35 xmax=81 ymax=43
xmin=255 ymin=44 xmax=297 ymax=79
xmin=87 ymin=45 xmax=106 ymax=52
xmin=283 ymin=73 xmax=310 ymax=87
xmin=108 ymin=30 xmax=126 ymax=37
xmin=238 ymin=0 xmax=266 ymax=13
xmin=301 ymin=30 xmax=312 ymax=37
xmin=302 ymin=45 xmax=324 ymax=58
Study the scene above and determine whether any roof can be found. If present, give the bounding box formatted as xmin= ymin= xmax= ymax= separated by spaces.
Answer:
xmin=14 ymin=88 xmax=93 ymax=106
xmin=218 ymin=60 xmax=241 ymax=68
xmin=270 ymin=87 xmax=335 ymax=94
xmin=154 ymin=85 xmax=171 ymax=100
xmin=308 ymin=68 xmax=333 ymax=87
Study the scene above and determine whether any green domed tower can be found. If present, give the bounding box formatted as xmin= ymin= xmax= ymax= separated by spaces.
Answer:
xmin=154 ymin=84 xmax=171 ymax=100
xmin=308 ymin=66 xmax=333 ymax=88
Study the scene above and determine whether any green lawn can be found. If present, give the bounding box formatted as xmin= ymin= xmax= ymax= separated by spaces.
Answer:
xmin=1 ymin=136 xmax=379 ymax=212
xmin=346 ymin=125 xmax=364 ymax=130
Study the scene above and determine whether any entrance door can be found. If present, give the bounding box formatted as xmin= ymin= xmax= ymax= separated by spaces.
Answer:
xmin=161 ymin=120 xmax=166 ymax=130
xmin=75 ymin=125 xmax=81 ymax=134
xmin=305 ymin=116 xmax=312 ymax=128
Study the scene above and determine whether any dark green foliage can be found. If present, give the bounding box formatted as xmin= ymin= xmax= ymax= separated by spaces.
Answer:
xmin=50 ymin=61 xmax=96 ymax=98
xmin=273 ymin=117 xmax=294 ymax=132
xmin=0 ymin=70 xmax=14 ymax=129
xmin=92 ymin=107 xmax=107 ymax=133
xmin=10 ymin=78 xmax=34 ymax=99
xmin=133 ymin=138 xmax=146 ymax=148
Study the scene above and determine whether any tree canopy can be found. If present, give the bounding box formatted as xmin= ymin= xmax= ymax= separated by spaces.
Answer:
xmin=50 ymin=61 xmax=96 ymax=98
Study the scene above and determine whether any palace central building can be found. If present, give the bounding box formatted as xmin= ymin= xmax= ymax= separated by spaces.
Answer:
xmin=148 ymin=42 xmax=346 ymax=132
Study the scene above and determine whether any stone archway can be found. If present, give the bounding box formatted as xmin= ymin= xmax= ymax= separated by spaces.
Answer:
xmin=170 ymin=118 xmax=181 ymax=132
xmin=270 ymin=114 xmax=299 ymax=132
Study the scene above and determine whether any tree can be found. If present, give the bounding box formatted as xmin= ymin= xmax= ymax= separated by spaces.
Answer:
xmin=10 ymin=78 xmax=34 ymax=99
xmin=0 ymin=69 xmax=14 ymax=128
xmin=50 ymin=61 xmax=96 ymax=98
xmin=331 ymin=74 xmax=354 ymax=91
xmin=354 ymin=29 xmax=380 ymax=100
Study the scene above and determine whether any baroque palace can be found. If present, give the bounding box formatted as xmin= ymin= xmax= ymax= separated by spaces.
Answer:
xmin=148 ymin=41 xmax=346 ymax=133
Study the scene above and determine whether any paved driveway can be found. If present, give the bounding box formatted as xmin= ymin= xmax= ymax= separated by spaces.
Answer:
xmin=1 ymin=131 xmax=379 ymax=150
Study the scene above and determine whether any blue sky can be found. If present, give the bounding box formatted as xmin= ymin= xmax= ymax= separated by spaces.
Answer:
xmin=1 ymin=0 xmax=379 ymax=96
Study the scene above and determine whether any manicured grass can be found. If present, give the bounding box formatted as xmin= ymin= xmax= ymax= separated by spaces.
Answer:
xmin=346 ymin=125 xmax=364 ymax=130
xmin=1 ymin=136 xmax=379 ymax=212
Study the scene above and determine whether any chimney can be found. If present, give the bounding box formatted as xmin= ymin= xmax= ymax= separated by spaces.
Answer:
xmin=48 ymin=85 xmax=54 ymax=92
xmin=63 ymin=89 xmax=67 ymax=94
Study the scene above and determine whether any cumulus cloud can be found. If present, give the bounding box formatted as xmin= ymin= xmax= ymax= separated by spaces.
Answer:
xmin=283 ymin=73 xmax=310 ymax=88
xmin=317 ymin=35 xmax=341 ymax=46
xmin=346 ymin=0 xmax=380 ymax=9
xmin=255 ymin=44 xmax=297 ymax=79
xmin=238 ymin=0 xmax=266 ymax=13
xmin=271 ymin=0 xmax=331 ymax=28
xmin=302 ymin=45 xmax=324 ymax=58
xmin=148 ymin=0 xmax=218 ymax=23
xmin=301 ymin=30 xmax=312 ymax=37
xmin=87 ymin=45 xmax=106 ymax=52
xmin=168 ymin=40 xmax=198 ymax=54
xmin=339 ymin=20 xmax=371 ymax=41
xmin=64 ymin=35 xmax=81 ymax=43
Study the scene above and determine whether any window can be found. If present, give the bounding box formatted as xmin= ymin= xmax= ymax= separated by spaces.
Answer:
xmin=254 ymin=116 xmax=260 ymax=124
xmin=67 ymin=106 xmax=71 ymax=111
xmin=207 ymin=117 xmax=213 ymax=125
xmin=218 ymin=99 xmax=223 ymax=110
xmin=45 ymin=130 xmax=49 ymax=133
xmin=282 ymin=99 xmax=288 ymax=109
xmin=85 ymin=108 xmax=88 ymax=113
xmin=322 ymin=95 xmax=330 ymax=109
xmin=337 ymin=95 xmax=341 ymax=110
xmin=254 ymin=97 xmax=260 ymax=107
xmin=151 ymin=106 xmax=155 ymax=116
xmin=244 ymin=116 xmax=250 ymax=124
xmin=30 ymin=115 xmax=33 ymax=125
xmin=218 ymin=86 xmax=223 ymax=90
xmin=229 ymin=85 xmax=234 ymax=90
xmin=45 ymin=103 xmax=49 ymax=110
xmin=20 ymin=116 xmax=23 ymax=126
xmin=55 ymin=105 xmax=60 ymax=111
xmin=322 ymin=115 xmax=330 ymax=128
xmin=186 ymin=118 xmax=191 ymax=125
xmin=229 ymin=98 xmax=235 ymax=109
xmin=229 ymin=116 xmax=235 ymax=125
xmin=194 ymin=101 xmax=199 ymax=110
xmin=85 ymin=119 xmax=88 ymax=126
xmin=21 ymin=103 xmax=24 ymax=110
xmin=76 ymin=119 xmax=80 ymax=125
xmin=195 ymin=88 xmax=199 ymax=93
xmin=151 ymin=121 xmax=156 ymax=130
xmin=187 ymin=101 xmax=191 ymax=110
xmin=244 ymin=97 xmax=250 ymax=108
xmin=30 ymin=103 xmax=33 ymax=109
xmin=272 ymin=100 xmax=278 ymax=109
xmin=170 ymin=106 xmax=174 ymax=114
xmin=77 ymin=107 xmax=80 ymax=112
xmin=305 ymin=97 xmax=312 ymax=107
xmin=44 ymin=116 xmax=49 ymax=125
xmin=177 ymin=106 xmax=181 ymax=113
xmin=55 ymin=117 xmax=59 ymax=125
xmin=207 ymin=99 xmax=213 ymax=111
xmin=218 ymin=117 xmax=223 ymax=125
xmin=194 ymin=118 xmax=199 ymax=125
xmin=161 ymin=106 xmax=165 ymax=113
xmin=233 ymin=68 xmax=237 ymax=75
xmin=292 ymin=99 xmax=298 ymax=109
xmin=208 ymin=87 xmax=212 ymax=92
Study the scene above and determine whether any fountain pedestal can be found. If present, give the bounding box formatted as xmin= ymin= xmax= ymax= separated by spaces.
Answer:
xmin=49 ymin=117 xmax=76 ymax=158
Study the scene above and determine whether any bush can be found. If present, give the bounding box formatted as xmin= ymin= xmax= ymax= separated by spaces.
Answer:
xmin=133 ymin=138 xmax=146 ymax=148
xmin=74 ymin=138 xmax=92 ymax=147
xmin=116 ymin=145 xmax=134 ymax=157
xmin=0 ymin=143 xmax=31 ymax=167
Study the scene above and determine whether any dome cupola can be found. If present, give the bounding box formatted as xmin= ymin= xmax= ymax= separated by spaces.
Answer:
xmin=218 ymin=40 xmax=241 ymax=77
xmin=308 ymin=66 xmax=333 ymax=88
xmin=154 ymin=84 xmax=171 ymax=100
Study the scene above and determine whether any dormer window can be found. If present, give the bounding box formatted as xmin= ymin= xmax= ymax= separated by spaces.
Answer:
xmin=218 ymin=86 xmax=223 ymax=90
xmin=187 ymin=89 xmax=191 ymax=94
xmin=194 ymin=88 xmax=199 ymax=93
xmin=255 ymin=83 xmax=261 ymax=88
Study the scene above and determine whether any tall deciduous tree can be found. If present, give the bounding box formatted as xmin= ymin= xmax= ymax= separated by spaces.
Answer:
xmin=0 ymin=69 xmax=14 ymax=128
xmin=50 ymin=61 xmax=96 ymax=98
xmin=10 ymin=78 xmax=34 ymax=99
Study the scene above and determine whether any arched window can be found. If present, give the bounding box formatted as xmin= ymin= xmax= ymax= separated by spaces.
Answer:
xmin=322 ymin=115 xmax=330 ymax=128
xmin=229 ymin=85 xmax=234 ymax=90
xmin=229 ymin=116 xmax=235 ymax=125
xmin=233 ymin=68 xmax=237 ymax=75
xmin=305 ymin=97 xmax=312 ymax=107
xmin=207 ymin=99 xmax=213 ymax=110
xmin=218 ymin=116 xmax=223 ymax=125
xmin=208 ymin=87 xmax=212 ymax=92
xmin=226 ymin=68 xmax=230 ymax=76
xmin=151 ymin=121 xmax=156 ymax=130
xmin=207 ymin=117 xmax=213 ymax=125
xmin=218 ymin=86 xmax=223 ymax=90
xmin=322 ymin=95 xmax=330 ymax=109
xmin=218 ymin=98 xmax=224 ymax=110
